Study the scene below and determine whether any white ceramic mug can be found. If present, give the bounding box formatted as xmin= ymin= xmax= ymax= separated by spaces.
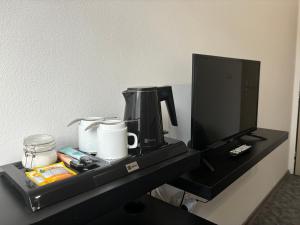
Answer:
xmin=96 ymin=120 xmax=138 ymax=160
xmin=68 ymin=117 xmax=104 ymax=154
xmin=78 ymin=117 xmax=104 ymax=154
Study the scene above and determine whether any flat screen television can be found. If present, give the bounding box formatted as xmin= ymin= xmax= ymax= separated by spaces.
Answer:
xmin=191 ymin=54 xmax=260 ymax=150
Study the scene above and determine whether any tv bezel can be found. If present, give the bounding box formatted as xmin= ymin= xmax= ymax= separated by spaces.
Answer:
xmin=191 ymin=53 xmax=261 ymax=150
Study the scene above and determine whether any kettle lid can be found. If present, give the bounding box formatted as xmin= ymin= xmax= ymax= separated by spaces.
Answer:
xmin=127 ymin=86 xmax=157 ymax=92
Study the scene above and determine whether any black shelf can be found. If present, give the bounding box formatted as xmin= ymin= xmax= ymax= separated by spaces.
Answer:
xmin=169 ymin=128 xmax=288 ymax=200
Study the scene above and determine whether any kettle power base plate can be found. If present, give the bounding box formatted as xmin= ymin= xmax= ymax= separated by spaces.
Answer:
xmin=1 ymin=138 xmax=188 ymax=212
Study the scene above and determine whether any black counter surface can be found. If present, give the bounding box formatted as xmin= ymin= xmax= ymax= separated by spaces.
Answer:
xmin=0 ymin=148 xmax=200 ymax=225
xmin=87 ymin=195 xmax=216 ymax=225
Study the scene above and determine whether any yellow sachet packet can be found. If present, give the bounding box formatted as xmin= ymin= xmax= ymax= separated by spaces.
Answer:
xmin=25 ymin=170 xmax=48 ymax=186
xmin=34 ymin=162 xmax=77 ymax=184
xmin=26 ymin=162 xmax=77 ymax=186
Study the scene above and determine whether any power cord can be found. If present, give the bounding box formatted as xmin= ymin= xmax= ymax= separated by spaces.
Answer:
xmin=179 ymin=191 xmax=186 ymax=207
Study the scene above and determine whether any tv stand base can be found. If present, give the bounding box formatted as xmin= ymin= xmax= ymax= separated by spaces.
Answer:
xmin=244 ymin=133 xmax=267 ymax=141
xmin=201 ymin=157 xmax=215 ymax=172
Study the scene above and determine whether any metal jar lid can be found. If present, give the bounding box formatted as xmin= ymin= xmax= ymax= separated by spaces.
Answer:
xmin=23 ymin=134 xmax=56 ymax=153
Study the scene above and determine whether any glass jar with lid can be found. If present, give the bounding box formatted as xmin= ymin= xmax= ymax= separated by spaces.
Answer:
xmin=22 ymin=134 xmax=57 ymax=169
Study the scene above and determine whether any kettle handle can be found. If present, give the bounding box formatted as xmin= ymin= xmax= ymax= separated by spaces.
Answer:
xmin=158 ymin=86 xmax=178 ymax=126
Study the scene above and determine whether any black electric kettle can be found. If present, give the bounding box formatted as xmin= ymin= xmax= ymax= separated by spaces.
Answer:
xmin=123 ymin=86 xmax=177 ymax=149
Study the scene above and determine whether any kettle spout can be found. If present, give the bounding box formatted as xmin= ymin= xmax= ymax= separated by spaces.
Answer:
xmin=122 ymin=90 xmax=133 ymax=99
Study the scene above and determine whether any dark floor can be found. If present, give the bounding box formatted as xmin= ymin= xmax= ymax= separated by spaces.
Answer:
xmin=247 ymin=174 xmax=300 ymax=225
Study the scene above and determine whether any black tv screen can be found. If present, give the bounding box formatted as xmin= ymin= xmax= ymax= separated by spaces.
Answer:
xmin=191 ymin=54 xmax=260 ymax=150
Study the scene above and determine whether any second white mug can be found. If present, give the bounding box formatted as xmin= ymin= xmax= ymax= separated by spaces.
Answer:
xmin=96 ymin=120 xmax=138 ymax=160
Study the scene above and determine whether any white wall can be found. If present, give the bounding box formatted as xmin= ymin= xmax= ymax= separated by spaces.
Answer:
xmin=289 ymin=1 xmax=300 ymax=173
xmin=0 ymin=0 xmax=298 ymax=224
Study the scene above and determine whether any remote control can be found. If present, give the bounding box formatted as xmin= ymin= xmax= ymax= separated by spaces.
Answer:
xmin=229 ymin=144 xmax=252 ymax=156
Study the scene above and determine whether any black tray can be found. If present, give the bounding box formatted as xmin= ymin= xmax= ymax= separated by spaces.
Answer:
xmin=1 ymin=138 xmax=188 ymax=212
